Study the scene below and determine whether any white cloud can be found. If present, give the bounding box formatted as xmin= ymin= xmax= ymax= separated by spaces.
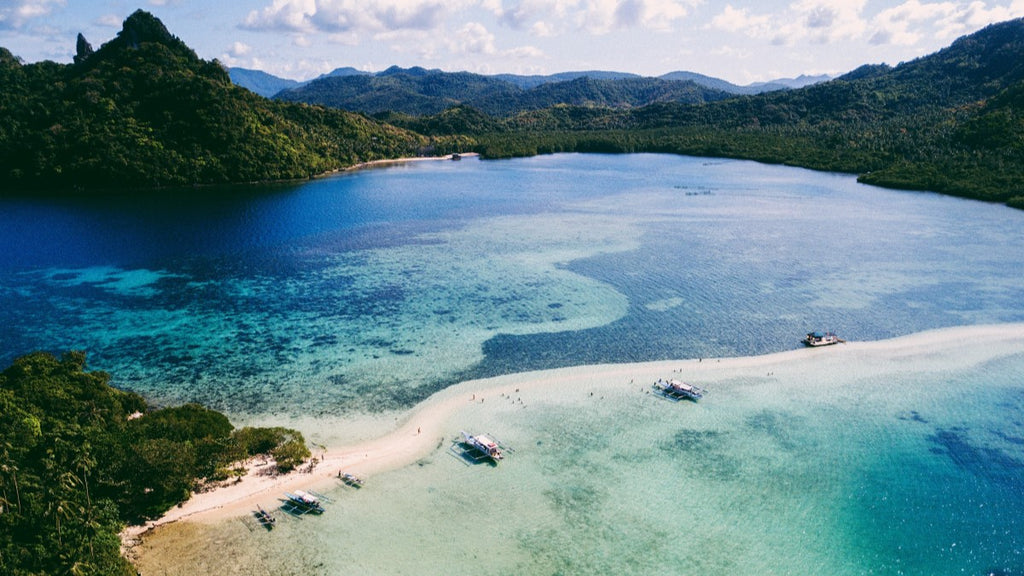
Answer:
xmin=710 ymin=4 xmax=772 ymax=34
xmin=865 ymin=0 xmax=1024 ymax=46
xmin=934 ymin=0 xmax=1024 ymax=38
xmin=869 ymin=0 xmax=956 ymax=45
xmin=243 ymin=0 xmax=317 ymax=33
xmin=445 ymin=21 xmax=545 ymax=58
xmin=244 ymin=0 xmax=455 ymax=34
xmin=505 ymin=44 xmax=545 ymax=57
xmin=452 ymin=21 xmax=498 ymax=54
xmin=95 ymin=14 xmax=123 ymax=28
xmin=712 ymin=0 xmax=867 ymax=45
xmin=486 ymin=0 xmax=698 ymax=35
xmin=0 ymin=0 xmax=66 ymax=30
xmin=228 ymin=41 xmax=252 ymax=57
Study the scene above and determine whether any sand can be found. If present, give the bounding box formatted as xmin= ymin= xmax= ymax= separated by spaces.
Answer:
xmin=344 ymin=153 xmax=477 ymax=172
xmin=122 ymin=323 xmax=1024 ymax=544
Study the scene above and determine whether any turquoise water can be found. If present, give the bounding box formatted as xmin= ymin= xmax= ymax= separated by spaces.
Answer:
xmin=2 ymin=154 xmax=1022 ymax=417
xmin=3 ymin=153 xmax=1023 ymax=574
xmin=135 ymin=339 xmax=1024 ymax=575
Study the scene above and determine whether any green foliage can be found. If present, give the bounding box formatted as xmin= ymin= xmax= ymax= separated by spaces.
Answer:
xmin=277 ymin=67 xmax=733 ymax=116
xmin=3 ymin=11 xmax=1022 ymax=209
xmin=0 ymin=352 xmax=312 ymax=574
xmin=230 ymin=426 xmax=310 ymax=472
xmin=270 ymin=433 xmax=311 ymax=473
xmin=438 ymin=18 xmax=1024 ymax=208
xmin=0 ymin=11 xmax=425 ymax=192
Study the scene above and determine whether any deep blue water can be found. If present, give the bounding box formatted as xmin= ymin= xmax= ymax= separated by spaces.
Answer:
xmin=1 ymin=153 xmax=1023 ymax=414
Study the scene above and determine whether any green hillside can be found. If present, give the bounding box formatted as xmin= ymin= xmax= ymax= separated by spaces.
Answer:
xmin=0 ymin=10 xmax=426 ymax=192
xmin=1 ymin=10 xmax=1021 ymax=208
xmin=450 ymin=18 xmax=1024 ymax=207
xmin=276 ymin=67 xmax=733 ymax=116
xmin=0 ymin=351 xmax=312 ymax=576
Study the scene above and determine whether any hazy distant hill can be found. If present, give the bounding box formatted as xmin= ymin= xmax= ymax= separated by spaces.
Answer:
xmin=494 ymin=70 xmax=642 ymax=89
xmin=749 ymin=74 xmax=831 ymax=90
xmin=0 ymin=11 xmax=425 ymax=191
xmin=231 ymin=66 xmax=824 ymax=103
xmin=275 ymin=67 xmax=734 ymax=116
xmin=228 ymin=67 xmax=299 ymax=97
xmin=275 ymin=68 xmax=519 ymax=116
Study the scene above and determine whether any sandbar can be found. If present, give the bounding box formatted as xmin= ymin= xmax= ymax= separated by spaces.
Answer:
xmin=122 ymin=323 xmax=1024 ymax=543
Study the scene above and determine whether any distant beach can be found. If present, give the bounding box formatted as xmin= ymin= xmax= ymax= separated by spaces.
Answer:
xmin=127 ymin=323 xmax=1024 ymax=574
xmin=344 ymin=152 xmax=478 ymax=172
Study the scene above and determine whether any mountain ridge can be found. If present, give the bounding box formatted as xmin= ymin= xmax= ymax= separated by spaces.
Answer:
xmin=229 ymin=65 xmax=830 ymax=102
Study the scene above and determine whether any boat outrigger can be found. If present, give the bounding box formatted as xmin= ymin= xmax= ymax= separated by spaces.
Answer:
xmin=653 ymin=378 xmax=707 ymax=401
xmin=282 ymin=490 xmax=325 ymax=515
xmin=803 ymin=331 xmax=844 ymax=346
xmin=450 ymin=431 xmax=511 ymax=464
xmin=254 ymin=505 xmax=276 ymax=529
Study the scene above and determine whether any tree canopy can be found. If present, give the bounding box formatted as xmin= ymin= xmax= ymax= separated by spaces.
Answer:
xmin=0 ymin=10 xmax=427 ymax=192
xmin=0 ymin=351 xmax=311 ymax=576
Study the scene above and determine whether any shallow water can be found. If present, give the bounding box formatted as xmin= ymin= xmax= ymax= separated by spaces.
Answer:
xmin=6 ymin=153 xmax=1023 ymax=574
xmin=2 ymin=154 xmax=1023 ymax=418
xmin=134 ymin=337 xmax=1024 ymax=576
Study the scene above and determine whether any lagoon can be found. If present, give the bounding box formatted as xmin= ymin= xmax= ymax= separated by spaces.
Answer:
xmin=3 ymin=153 xmax=1024 ymax=574
xmin=2 ymin=153 xmax=1022 ymax=420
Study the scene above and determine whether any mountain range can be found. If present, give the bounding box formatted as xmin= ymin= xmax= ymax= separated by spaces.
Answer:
xmin=230 ymin=65 xmax=830 ymax=115
xmin=230 ymin=65 xmax=828 ymax=98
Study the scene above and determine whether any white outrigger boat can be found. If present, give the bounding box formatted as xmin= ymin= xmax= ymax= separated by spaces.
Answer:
xmin=462 ymin=431 xmax=503 ymax=461
xmin=450 ymin=431 xmax=512 ymax=464
xmin=653 ymin=378 xmax=707 ymax=401
xmin=283 ymin=490 xmax=325 ymax=515
xmin=803 ymin=331 xmax=843 ymax=347
xmin=339 ymin=472 xmax=364 ymax=488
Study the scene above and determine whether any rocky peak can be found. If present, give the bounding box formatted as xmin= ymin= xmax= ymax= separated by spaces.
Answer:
xmin=117 ymin=10 xmax=177 ymax=49
xmin=74 ymin=33 xmax=94 ymax=65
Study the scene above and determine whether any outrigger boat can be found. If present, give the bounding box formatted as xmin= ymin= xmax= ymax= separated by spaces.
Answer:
xmin=254 ymin=505 xmax=276 ymax=529
xmin=282 ymin=490 xmax=325 ymax=515
xmin=803 ymin=331 xmax=843 ymax=347
xmin=339 ymin=472 xmax=364 ymax=488
xmin=463 ymin=431 xmax=503 ymax=461
xmin=653 ymin=378 xmax=707 ymax=401
xmin=450 ymin=431 xmax=510 ymax=464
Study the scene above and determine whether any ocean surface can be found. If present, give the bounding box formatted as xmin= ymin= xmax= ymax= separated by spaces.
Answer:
xmin=2 ymin=154 xmax=1022 ymax=416
xmin=3 ymin=153 xmax=1023 ymax=574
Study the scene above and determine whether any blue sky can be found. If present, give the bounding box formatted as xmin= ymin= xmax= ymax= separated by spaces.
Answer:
xmin=2 ymin=0 xmax=1023 ymax=83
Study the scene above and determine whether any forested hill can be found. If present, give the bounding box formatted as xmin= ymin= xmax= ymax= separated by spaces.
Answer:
xmin=0 ymin=10 xmax=427 ymax=192
xmin=0 ymin=351 xmax=315 ymax=576
xmin=274 ymin=67 xmax=735 ymax=116
xmin=441 ymin=18 xmax=1023 ymax=208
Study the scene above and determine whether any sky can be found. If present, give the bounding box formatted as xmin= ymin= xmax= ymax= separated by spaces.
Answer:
xmin=2 ymin=0 xmax=1023 ymax=84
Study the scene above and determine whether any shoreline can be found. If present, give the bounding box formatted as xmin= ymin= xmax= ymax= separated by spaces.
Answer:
xmin=342 ymin=152 xmax=478 ymax=173
xmin=121 ymin=323 xmax=1024 ymax=549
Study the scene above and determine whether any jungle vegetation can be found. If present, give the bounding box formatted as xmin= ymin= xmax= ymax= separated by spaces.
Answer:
xmin=0 ymin=351 xmax=311 ymax=576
